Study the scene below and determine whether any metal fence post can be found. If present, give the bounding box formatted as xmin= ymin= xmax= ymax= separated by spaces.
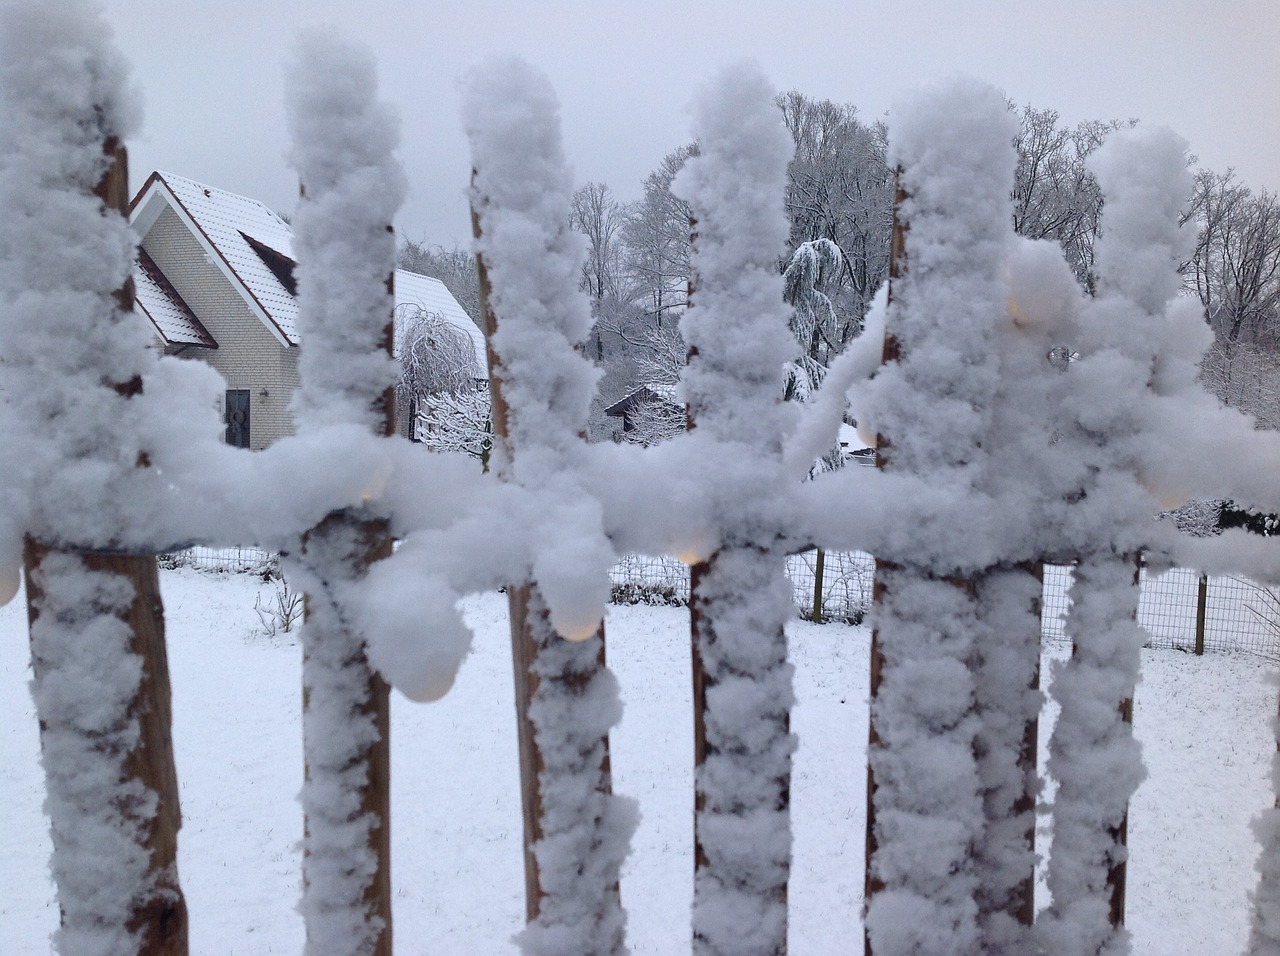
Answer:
xmin=812 ymin=549 xmax=825 ymax=624
xmin=1195 ymin=573 xmax=1209 ymax=656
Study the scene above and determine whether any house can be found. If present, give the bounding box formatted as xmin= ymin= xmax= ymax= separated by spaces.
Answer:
xmin=603 ymin=385 xmax=682 ymax=441
xmin=129 ymin=170 xmax=484 ymax=449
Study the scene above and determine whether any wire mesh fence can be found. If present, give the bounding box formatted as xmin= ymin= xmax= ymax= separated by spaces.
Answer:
xmin=610 ymin=551 xmax=877 ymax=623
xmin=161 ymin=547 xmax=1280 ymax=658
xmin=159 ymin=545 xmax=278 ymax=576
xmin=1041 ymin=561 xmax=1280 ymax=659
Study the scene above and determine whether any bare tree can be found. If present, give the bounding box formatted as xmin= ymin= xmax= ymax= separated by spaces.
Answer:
xmin=1200 ymin=339 xmax=1280 ymax=429
xmin=1011 ymin=105 xmax=1130 ymax=292
xmin=620 ymin=144 xmax=697 ymax=325
xmin=570 ymin=181 xmax=630 ymax=304
xmin=1186 ymin=169 xmax=1280 ymax=346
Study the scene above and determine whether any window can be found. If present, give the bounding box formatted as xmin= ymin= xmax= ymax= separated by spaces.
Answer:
xmin=225 ymin=389 xmax=251 ymax=448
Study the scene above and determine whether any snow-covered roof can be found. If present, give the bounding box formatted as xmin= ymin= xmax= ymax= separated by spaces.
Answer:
xmin=130 ymin=171 xmax=299 ymax=345
xmin=394 ymin=269 xmax=488 ymax=375
xmin=603 ymin=384 xmax=680 ymax=417
xmin=133 ymin=248 xmax=217 ymax=348
xmin=129 ymin=172 xmax=485 ymax=375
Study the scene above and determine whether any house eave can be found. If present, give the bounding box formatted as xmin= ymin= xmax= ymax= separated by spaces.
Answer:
xmin=129 ymin=174 xmax=295 ymax=349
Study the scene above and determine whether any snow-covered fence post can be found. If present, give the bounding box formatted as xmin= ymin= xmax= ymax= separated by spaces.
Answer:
xmin=1252 ymin=693 xmax=1280 ymax=954
xmin=283 ymin=33 xmax=405 ymax=955
xmin=465 ymin=58 xmax=635 ymax=954
xmin=857 ymin=82 xmax=1023 ymax=956
xmin=674 ymin=65 xmax=800 ymax=956
xmin=1036 ymin=128 xmax=1196 ymax=956
xmin=0 ymin=2 xmax=189 ymax=951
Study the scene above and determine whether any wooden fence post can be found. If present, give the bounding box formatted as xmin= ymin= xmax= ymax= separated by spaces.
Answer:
xmin=677 ymin=68 xmax=798 ymax=953
xmin=283 ymin=43 xmax=405 ymax=947
xmin=471 ymin=190 xmax=623 ymax=943
xmin=22 ymin=136 xmax=189 ymax=955
xmin=292 ymin=255 xmax=396 ymax=956
xmin=865 ymin=142 xmax=1041 ymax=952
xmin=864 ymin=176 xmax=906 ymax=956
xmin=812 ymin=549 xmax=826 ymax=624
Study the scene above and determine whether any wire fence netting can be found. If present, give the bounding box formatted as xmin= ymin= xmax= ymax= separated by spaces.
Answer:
xmin=162 ymin=547 xmax=1280 ymax=659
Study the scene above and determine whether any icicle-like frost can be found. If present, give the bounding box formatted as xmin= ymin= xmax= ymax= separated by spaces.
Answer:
xmin=463 ymin=56 xmax=614 ymax=635
xmin=670 ymin=63 xmax=798 ymax=956
xmin=464 ymin=57 xmax=634 ymax=955
xmin=860 ymin=79 xmax=1017 ymax=956
xmin=28 ymin=552 xmax=152 ymax=956
xmin=284 ymin=32 xmax=404 ymax=955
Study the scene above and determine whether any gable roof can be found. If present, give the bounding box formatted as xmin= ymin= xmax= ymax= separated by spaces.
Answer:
xmin=133 ymin=247 xmax=217 ymax=348
xmin=603 ymin=384 xmax=679 ymax=418
xmin=394 ymin=269 xmax=488 ymax=376
xmin=130 ymin=170 xmax=299 ymax=345
xmin=129 ymin=172 xmax=485 ymax=375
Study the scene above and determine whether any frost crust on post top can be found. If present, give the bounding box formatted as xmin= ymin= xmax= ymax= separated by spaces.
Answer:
xmin=462 ymin=55 xmax=613 ymax=641
xmin=0 ymin=0 xmax=149 ymax=551
xmin=287 ymin=27 xmax=405 ymax=437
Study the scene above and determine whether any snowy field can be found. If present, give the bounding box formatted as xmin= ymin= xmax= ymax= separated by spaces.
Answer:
xmin=1 ymin=566 xmax=1274 ymax=955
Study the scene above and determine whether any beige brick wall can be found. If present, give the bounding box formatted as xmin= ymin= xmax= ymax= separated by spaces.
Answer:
xmin=143 ymin=208 xmax=300 ymax=450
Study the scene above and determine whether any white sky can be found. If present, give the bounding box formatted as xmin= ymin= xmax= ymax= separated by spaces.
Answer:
xmin=107 ymin=0 xmax=1280 ymax=247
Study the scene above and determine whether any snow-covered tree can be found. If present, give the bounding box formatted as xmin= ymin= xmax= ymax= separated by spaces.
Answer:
xmin=621 ymin=144 xmax=697 ymax=326
xmin=395 ymin=303 xmax=491 ymax=461
xmin=783 ymin=237 xmax=846 ymax=402
xmin=778 ymin=91 xmax=894 ymax=339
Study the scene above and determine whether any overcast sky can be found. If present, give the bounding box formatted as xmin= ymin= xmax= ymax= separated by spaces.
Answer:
xmin=106 ymin=0 xmax=1279 ymax=248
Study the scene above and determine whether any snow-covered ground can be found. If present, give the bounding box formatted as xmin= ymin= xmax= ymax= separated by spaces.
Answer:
xmin=0 ymin=566 xmax=1273 ymax=954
